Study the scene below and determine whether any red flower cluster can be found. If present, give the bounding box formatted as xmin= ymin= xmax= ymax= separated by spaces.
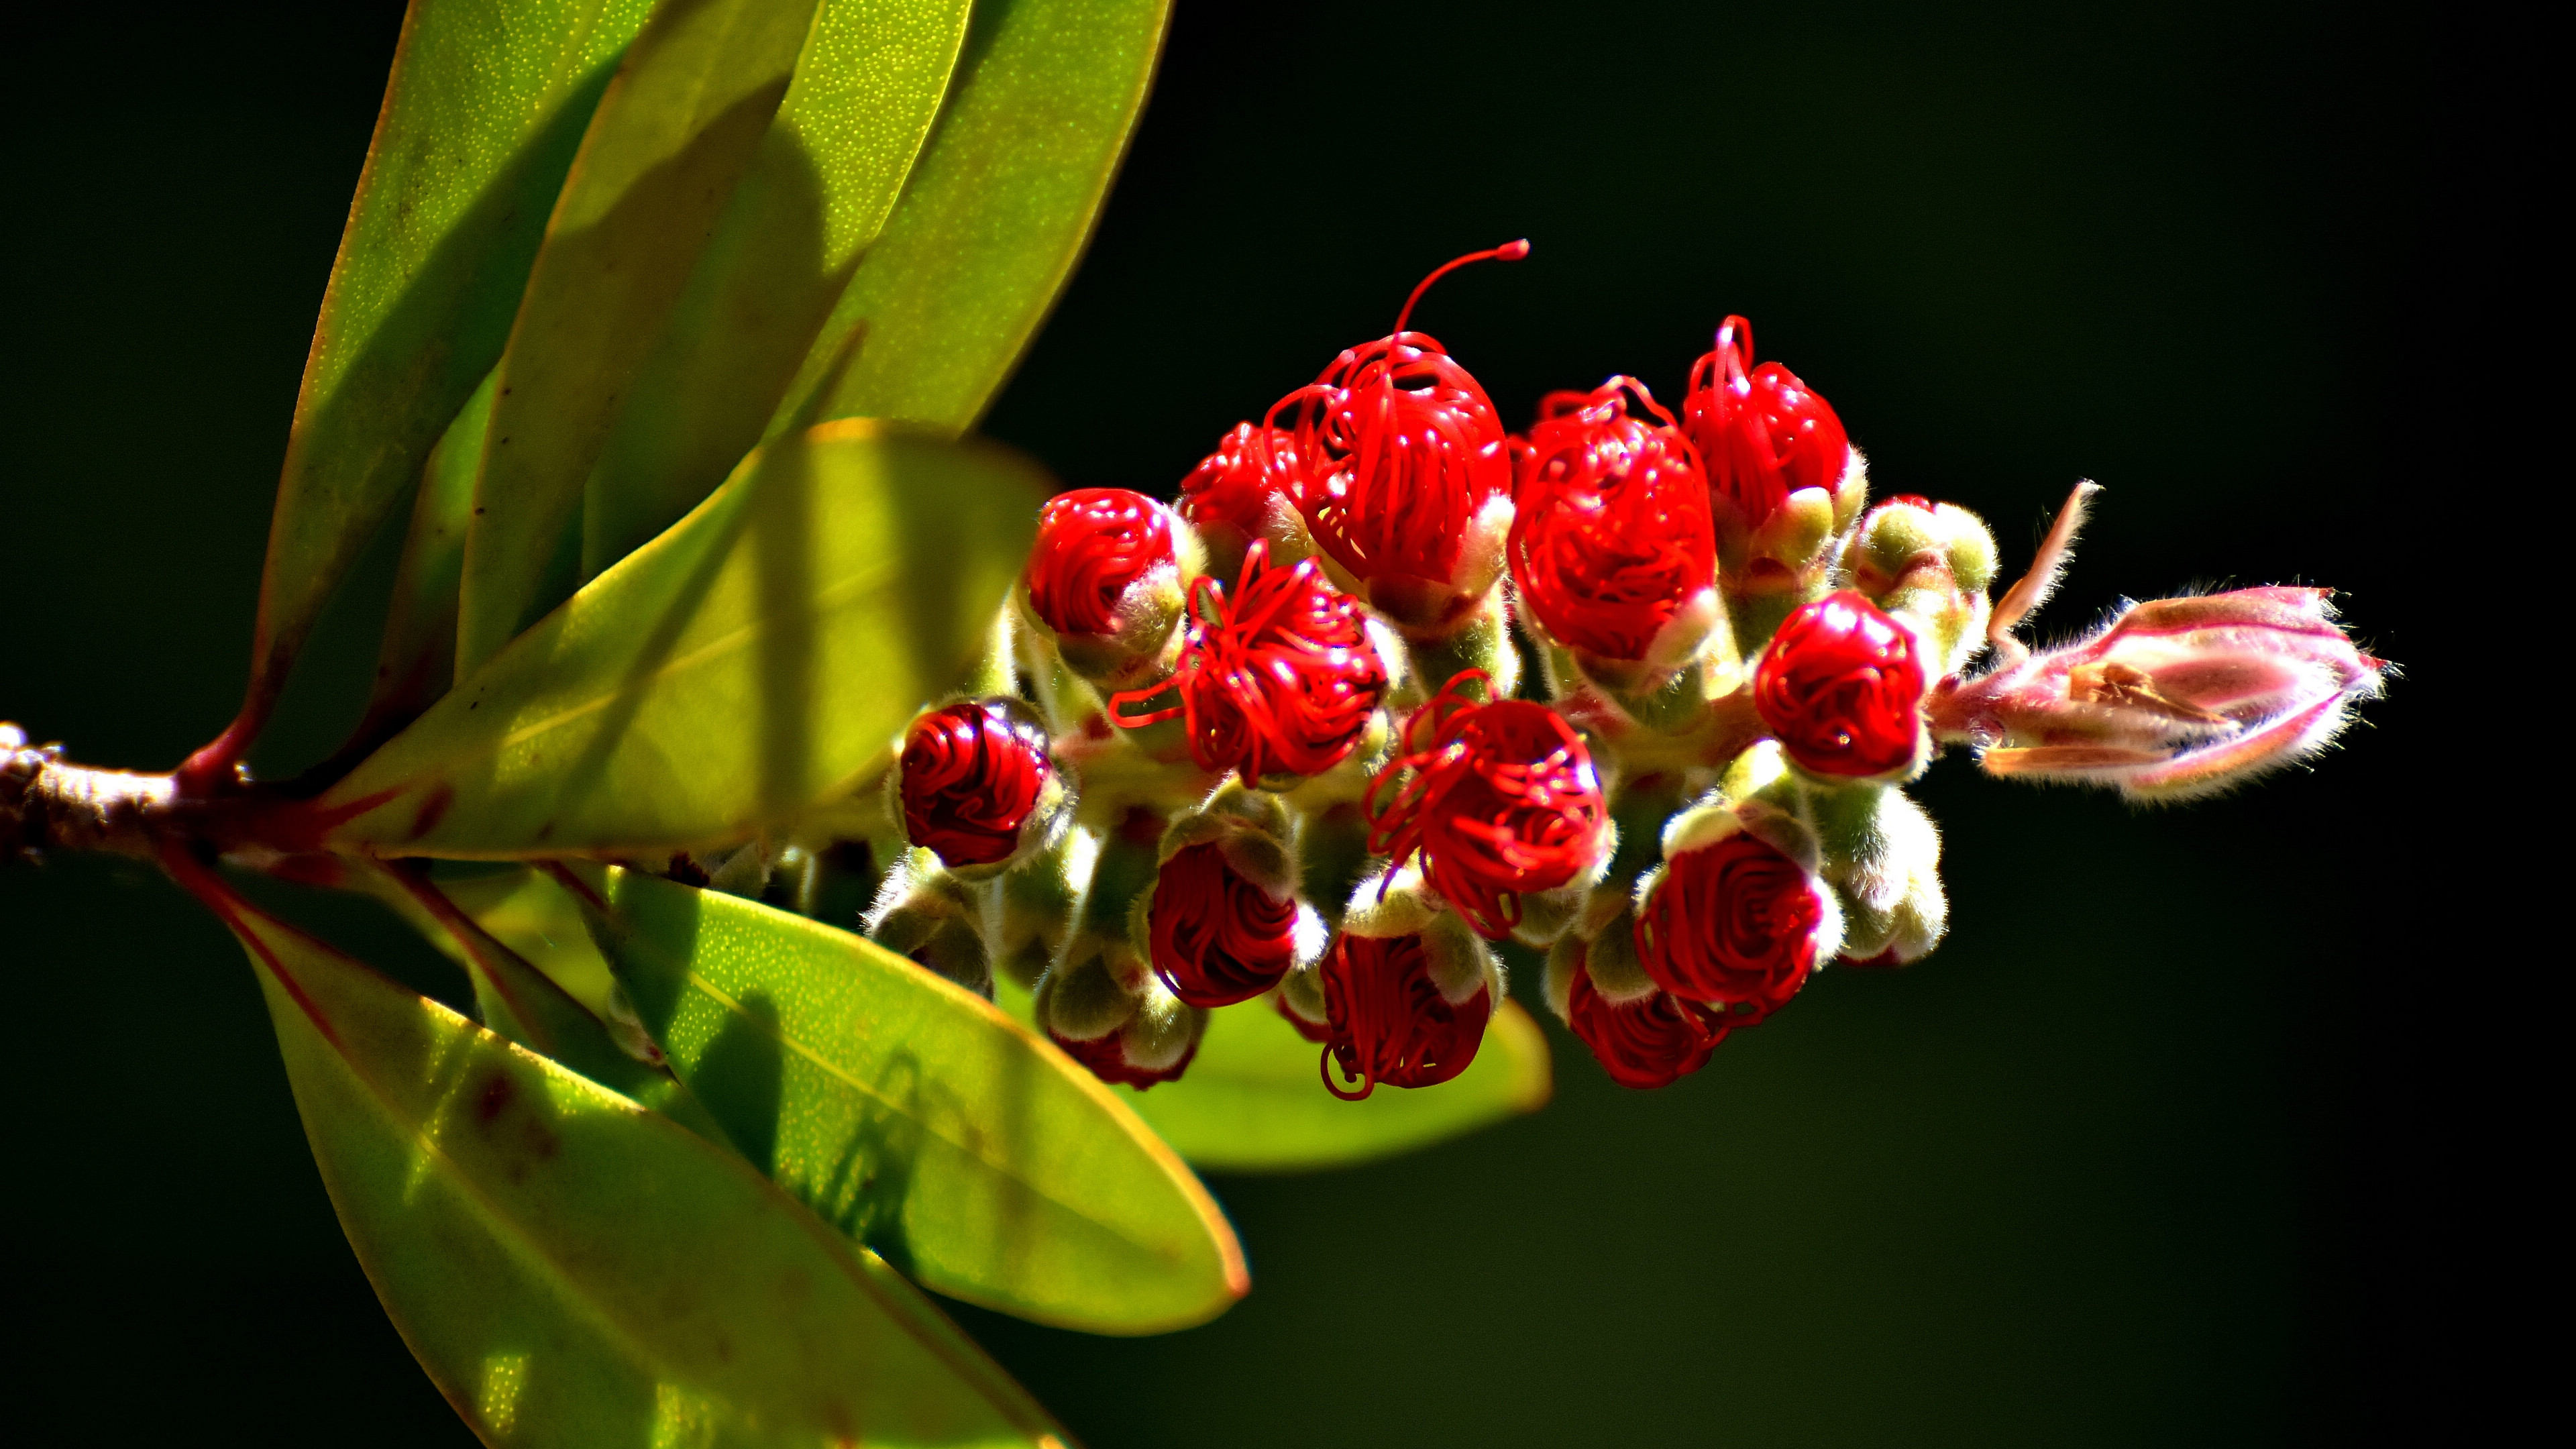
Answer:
xmin=1754 ymin=591 xmax=1927 ymax=778
xmin=1364 ymin=672 xmax=1607 ymax=939
xmin=1508 ymin=377 xmax=1716 ymax=661
xmin=898 ymin=700 xmax=1053 ymax=869
xmin=1563 ymin=948 xmax=1727 ymax=1090
xmin=1265 ymin=244 xmax=1525 ymax=592
xmin=1318 ymin=931 xmax=1491 ymax=1099
xmin=1025 ymin=488 xmax=1176 ymax=637
xmin=1633 ymin=833 xmax=1825 ymax=1022
xmin=1683 ymin=315 xmax=1852 ymax=533
xmin=1110 ymin=542 xmax=1387 ymax=785
xmin=1177 ymin=422 xmax=1301 ymax=575
xmin=1148 ymin=841 xmax=1300 ymax=1008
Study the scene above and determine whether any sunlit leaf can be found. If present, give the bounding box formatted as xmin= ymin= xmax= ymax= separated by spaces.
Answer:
xmin=457 ymin=0 xmax=828 ymax=677
xmin=194 ymin=867 xmax=1065 ymax=1448
xmin=771 ymin=0 xmax=1173 ymax=435
xmin=582 ymin=0 xmax=977 ymax=577
xmin=317 ymin=423 xmax=1044 ymax=857
xmin=580 ymin=865 xmax=1250 ymax=1334
xmin=994 ymin=976 xmax=1554 ymax=1174
xmin=354 ymin=366 xmax=496 ymax=747
xmin=240 ymin=0 xmax=654 ymax=741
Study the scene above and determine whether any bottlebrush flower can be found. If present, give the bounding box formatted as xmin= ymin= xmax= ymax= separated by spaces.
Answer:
xmin=1177 ymin=422 xmax=1311 ymax=581
xmin=1022 ymin=488 xmax=1196 ymax=687
xmin=1315 ymin=873 xmax=1500 ymax=1098
xmin=1507 ymin=377 xmax=1721 ymax=673
xmin=1924 ymin=586 xmax=2386 ymax=802
xmin=1364 ymin=671 xmax=1609 ymax=941
xmin=1682 ymin=315 xmax=1862 ymax=541
xmin=1634 ymin=820 xmax=1839 ymax=1023
xmin=1561 ymin=940 xmax=1728 ymax=1090
xmin=1108 ymin=541 xmax=1389 ymax=788
xmin=892 ymin=698 xmax=1066 ymax=874
xmin=1265 ymin=242 xmax=1526 ymax=633
xmin=1146 ymin=788 xmax=1317 ymax=1008
xmin=1754 ymin=591 xmax=1929 ymax=780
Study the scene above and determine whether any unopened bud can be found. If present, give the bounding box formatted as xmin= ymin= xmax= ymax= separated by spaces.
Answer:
xmin=890 ymin=697 xmax=1070 ymax=879
xmin=1548 ymin=923 xmax=1728 ymax=1090
xmin=1146 ymin=786 xmax=1324 ymax=1008
xmin=1320 ymin=864 xmax=1503 ymax=1098
xmin=1927 ymin=586 xmax=2387 ymax=802
xmin=1021 ymin=489 xmax=1202 ymax=691
xmin=864 ymin=849 xmax=991 ymax=995
xmin=1841 ymin=496 xmax=1999 ymax=675
xmin=1638 ymin=789 xmax=1843 ymax=1024
xmin=1035 ymin=944 xmax=1205 ymax=1089
xmin=1819 ymin=788 xmax=1947 ymax=965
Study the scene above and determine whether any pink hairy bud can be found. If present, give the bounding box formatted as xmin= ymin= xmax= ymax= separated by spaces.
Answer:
xmin=1926 ymin=586 xmax=2386 ymax=802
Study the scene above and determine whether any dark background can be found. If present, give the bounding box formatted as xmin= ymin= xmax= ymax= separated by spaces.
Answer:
xmin=2 ymin=1 xmax=2529 ymax=1444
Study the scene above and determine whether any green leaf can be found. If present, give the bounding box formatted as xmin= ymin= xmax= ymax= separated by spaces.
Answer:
xmin=770 ymin=0 xmax=1173 ymax=436
xmin=582 ymin=0 xmax=977 ymax=577
xmin=355 ymin=366 xmax=497 ymax=745
xmin=457 ymin=0 xmax=828 ymax=678
xmin=317 ymin=423 xmax=1044 ymax=857
xmin=199 ymin=871 xmax=1065 ymax=1447
xmin=994 ymin=977 xmax=1555 ymax=1174
xmin=242 ymin=0 xmax=655 ymax=737
xmin=582 ymin=865 xmax=1250 ymax=1334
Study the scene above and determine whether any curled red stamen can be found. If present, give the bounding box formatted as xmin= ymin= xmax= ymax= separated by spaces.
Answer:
xmin=1682 ymin=315 xmax=1851 ymax=531
xmin=1108 ymin=542 xmax=1387 ymax=786
xmin=1754 ymin=591 xmax=1927 ymax=778
xmin=1148 ymin=842 xmax=1300 ymax=1008
xmin=1318 ymin=932 xmax=1491 ymax=1100
xmin=1564 ymin=947 xmax=1728 ymax=1089
xmin=1363 ymin=672 xmax=1607 ymax=940
xmin=1049 ymin=1024 xmax=1198 ymax=1091
xmin=1026 ymin=488 xmax=1176 ymax=637
xmin=898 ymin=701 xmax=1053 ymax=869
xmin=1509 ymin=376 xmax=1717 ymax=660
xmin=1633 ymin=833 xmax=1824 ymax=1023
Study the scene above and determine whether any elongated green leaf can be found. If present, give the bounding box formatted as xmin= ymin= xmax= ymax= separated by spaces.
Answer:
xmin=771 ymin=0 xmax=1172 ymax=436
xmin=583 ymin=0 xmax=976 ymax=577
xmin=198 ymin=873 xmax=1063 ymax=1447
xmin=458 ymin=0 xmax=826 ymax=678
xmin=995 ymin=977 xmax=1554 ymax=1173
xmin=241 ymin=0 xmax=654 ymax=741
xmin=356 ymin=366 xmax=496 ymax=742
xmin=318 ymin=423 xmax=1044 ymax=857
xmin=582 ymin=866 xmax=1250 ymax=1334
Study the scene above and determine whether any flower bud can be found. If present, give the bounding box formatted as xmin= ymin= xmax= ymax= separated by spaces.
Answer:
xmin=1022 ymin=488 xmax=1200 ymax=690
xmin=991 ymin=829 xmax=1086 ymax=990
xmin=1176 ymin=422 xmax=1317 ymax=583
xmin=1146 ymin=787 xmax=1322 ymax=1008
xmin=864 ymin=849 xmax=992 ymax=995
xmin=1507 ymin=378 xmax=1722 ymax=690
xmin=1683 ymin=316 xmax=1866 ymax=617
xmin=891 ymin=698 xmax=1069 ymax=878
xmin=1840 ymin=496 xmax=2000 ymax=676
xmin=1365 ymin=671 xmax=1610 ymax=941
xmin=1754 ymin=591 xmax=1930 ymax=782
xmin=1108 ymin=541 xmax=1391 ymax=788
xmin=1276 ymin=961 xmax=1332 ymax=1042
xmin=1318 ymin=869 xmax=1501 ymax=1099
xmin=1817 ymin=788 xmax=1947 ymax=966
xmin=1635 ymin=804 xmax=1841 ymax=1024
xmin=1925 ymin=586 xmax=2387 ymax=802
xmin=1036 ymin=949 xmax=1205 ymax=1090
xmin=1267 ymin=244 xmax=1527 ymax=636
xmin=1550 ymin=931 xmax=1728 ymax=1090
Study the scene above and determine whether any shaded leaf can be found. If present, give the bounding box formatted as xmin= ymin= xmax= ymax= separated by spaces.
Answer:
xmin=771 ymin=0 xmax=1172 ymax=436
xmin=583 ymin=0 xmax=977 ymax=576
xmin=457 ymin=0 xmax=827 ymax=677
xmin=995 ymin=977 xmax=1554 ymax=1174
xmin=318 ymin=423 xmax=1044 ymax=857
xmin=356 ymin=366 xmax=496 ymax=745
xmin=239 ymin=0 xmax=655 ymax=745
xmin=582 ymin=865 xmax=1250 ymax=1334
xmin=187 ymin=863 xmax=1064 ymax=1448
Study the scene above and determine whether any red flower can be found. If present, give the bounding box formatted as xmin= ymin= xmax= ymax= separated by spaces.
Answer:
xmin=898 ymin=700 xmax=1053 ymax=869
xmin=1564 ymin=947 xmax=1727 ymax=1089
xmin=1633 ymin=833 xmax=1825 ymax=1021
xmin=1267 ymin=242 xmax=1526 ymax=592
xmin=1754 ymin=591 xmax=1927 ymax=778
xmin=1179 ymin=422 xmax=1305 ymax=568
xmin=1508 ymin=377 xmax=1717 ymax=661
xmin=1148 ymin=842 xmax=1300 ymax=1008
xmin=1025 ymin=488 xmax=1177 ymax=637
xmin=1682 ymin=315 xmax=1851 ymax=531
xmin=1318 ymin=932 xmax=1491 ymax=1099
xmin=1365 ymin=672 xmax=1607 ymax=940
xmin=1108 ymin=541 xmax=1388 ymax=786
xmin=1048 ymin=1023 xmax=1199 ymax=1091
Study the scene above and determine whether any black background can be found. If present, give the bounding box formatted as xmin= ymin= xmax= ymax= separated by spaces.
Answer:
xmin=1 ymin=1 xmax=2530 ymax=1444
